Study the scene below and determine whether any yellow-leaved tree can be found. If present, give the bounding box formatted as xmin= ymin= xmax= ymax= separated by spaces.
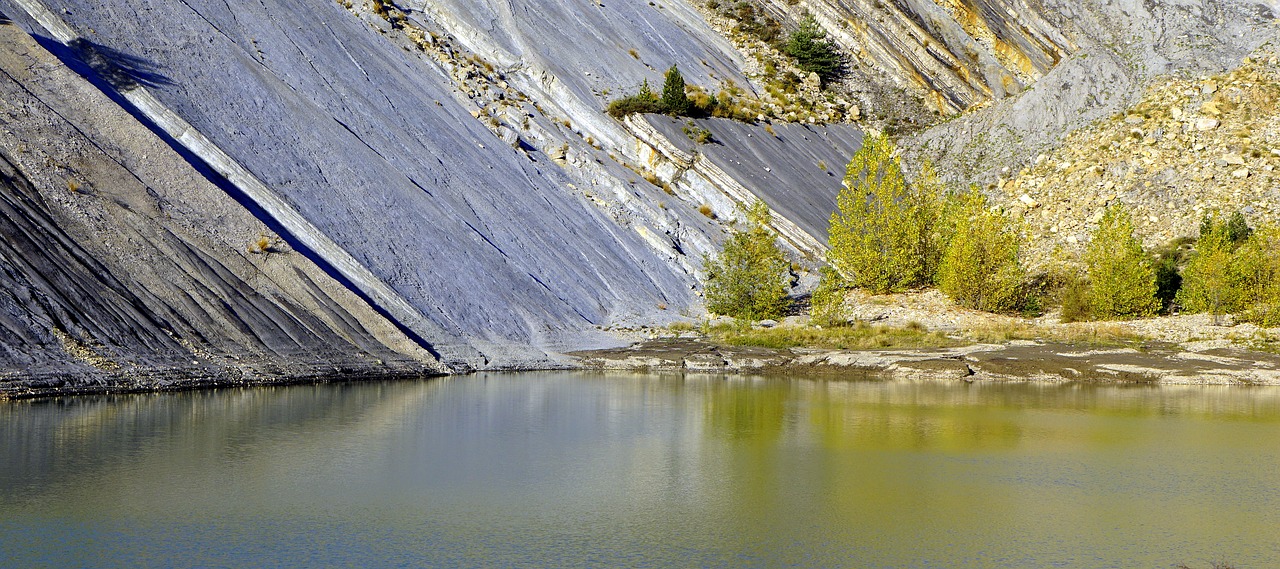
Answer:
xmin=826 ymin=134 xmax=939 ymax=294
xmin=1084 ymin=204 xmax=1159 ymax=318
xmin=936 ymin=191 xmax=1026 ymax=313
xmin=702 ymin=200 xmax=792 ymax=320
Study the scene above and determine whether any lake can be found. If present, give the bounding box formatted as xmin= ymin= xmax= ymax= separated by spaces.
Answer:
xmin=2 ymin=373 xmax=1278 ymax=568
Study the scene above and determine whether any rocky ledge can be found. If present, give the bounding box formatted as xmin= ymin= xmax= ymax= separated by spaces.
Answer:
xmin=572 ymin=339 xmax=1280 ymax=385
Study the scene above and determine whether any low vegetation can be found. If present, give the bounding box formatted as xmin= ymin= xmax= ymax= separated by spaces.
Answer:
xmin=696 ymin=133 xmax=1280 ymax=349
xmin=704 ymin=320 xmax=959 ymax=351
xmin=608 ymin=65 xmax=720 ymax=119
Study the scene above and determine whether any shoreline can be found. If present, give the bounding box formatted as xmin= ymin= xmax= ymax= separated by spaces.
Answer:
xmin=7 ymin=335 xmax=1280 ymax=402
xmin=571 ymin=337 xmax=1280 ymax=386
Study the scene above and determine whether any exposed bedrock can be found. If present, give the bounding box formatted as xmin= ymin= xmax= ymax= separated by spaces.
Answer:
xmin=0 ymin=0 xmax=733 ymax=370
xmin=0 ymin=21 xmax=444 ymax=398
xmin=0 ymin=0 xmax=871 ymax=373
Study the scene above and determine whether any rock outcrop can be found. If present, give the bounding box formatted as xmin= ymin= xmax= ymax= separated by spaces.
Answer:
xmin=909 ymin=0 xmax=1278 ymax=184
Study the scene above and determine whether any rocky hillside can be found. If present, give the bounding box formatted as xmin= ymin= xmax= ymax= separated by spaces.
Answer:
xmin=0 ymin=0 xmax=1277 ymax=393
xmin=1001 ymin=46 xmax=1280 ymax=267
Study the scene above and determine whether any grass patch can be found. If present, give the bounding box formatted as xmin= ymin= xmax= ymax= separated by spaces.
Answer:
xmin=706 ymin=322 xmax=961 ymax=351
xmin=962 ymin=321 xmax=1144 ymax=346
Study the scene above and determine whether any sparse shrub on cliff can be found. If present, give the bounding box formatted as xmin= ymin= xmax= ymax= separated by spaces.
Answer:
xmin=1084 ymin=205 xmax=1159 ymax=319
xmin=607 ymin=79 xmax=664 ymax=118
xmin=936 ymin=191 xmax=1026 ymax=313
xmin=608 ymin=70 xmax=720 ymax=119
xmin=683 ymin=120 xmax=713 ymax=144
xmin=826 ymin=135 xmax=942 ymax=294
xmin=703 ymin=200 xmax=791 ymax=320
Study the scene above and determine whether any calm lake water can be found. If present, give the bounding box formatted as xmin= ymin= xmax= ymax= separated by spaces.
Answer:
xmin=2 ymin=373 xmax=1279 ymax=568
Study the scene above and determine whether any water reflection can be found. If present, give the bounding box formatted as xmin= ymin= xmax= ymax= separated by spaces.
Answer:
xmin=2 ymin=374 xmax=1279 ymax=568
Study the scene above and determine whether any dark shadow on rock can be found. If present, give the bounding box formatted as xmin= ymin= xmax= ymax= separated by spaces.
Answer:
xmin=65 ymin=38 xmax=173 ymax=90
xmin=0 ymin=12 xmax=12 ymax=25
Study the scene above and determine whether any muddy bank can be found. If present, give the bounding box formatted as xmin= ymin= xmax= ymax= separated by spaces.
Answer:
xmin=0 ymin=363 xmax=443 ymax=401
xmin=572 ymin=339 xmax=1280 ymax=385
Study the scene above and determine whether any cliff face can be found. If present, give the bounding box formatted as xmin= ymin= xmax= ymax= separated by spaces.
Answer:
xmin=905 ymin=0 xmax=1278 ymax=182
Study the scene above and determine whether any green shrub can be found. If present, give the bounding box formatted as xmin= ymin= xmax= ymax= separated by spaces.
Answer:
xmin=606 ymin=79 xmax=664 ymax=118
xmin=1151 ymin=237 xmax=1193 ymax=312
xmin=810 ymin=266 xmax=848 ymax=326
xmin=1084 ymin=205 xmax=1159 ymax=318
xmin=1228 ymin=228 xmax=1280 ymax=325
xmin=703 ymin=200 xmax=792 ymax=319
xmin=826 ymin=135 xmax=941 ymax=293
xmin=783 ymin=14 xmax=842 ymax=85
xmin=936 ymin=192 xmax=1026 ymax=313
xmin=1058 ymin=275 xmax=1092 ymax=323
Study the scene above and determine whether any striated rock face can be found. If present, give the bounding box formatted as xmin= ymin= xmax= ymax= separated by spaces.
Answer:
xmin=0 ymin=22 xmax=443 ymax=398
xmin=0 ymin=0 xmax=717 ymax=370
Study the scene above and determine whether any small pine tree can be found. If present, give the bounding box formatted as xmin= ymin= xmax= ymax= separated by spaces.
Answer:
xmin=936 ymin=191 xmax=1026 ymax=312
xmin=783 ymin=15 xmax=842 ymax=84
xmin=826 ymin=135 xmax=937 ymax=293
xmin=638 ymin=78 xmax=658 ymax=102
xmin=1084 ymin=205 xmax=1159 ymax=318
xmin=661 ymin=65 xmax=692 ymax=116
xmin=703 ymin=200 xmax=791 ymax=320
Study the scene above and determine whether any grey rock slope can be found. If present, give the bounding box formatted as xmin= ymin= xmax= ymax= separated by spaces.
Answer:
xmin=1 ymin=0 xmax=710 ymax=368
xmin=0 ymin=21 xmax=443 ymax=398
xmin=374 ymin=0 xmax=862 ymax=260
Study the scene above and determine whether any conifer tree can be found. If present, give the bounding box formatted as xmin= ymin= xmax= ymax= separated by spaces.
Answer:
xmin=661 ymin=65 xmax=692 ymax=116
xmin=783 ymin=15 xmax=842 ymax=84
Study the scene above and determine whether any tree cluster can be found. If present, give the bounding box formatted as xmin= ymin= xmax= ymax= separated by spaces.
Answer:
xmin=701 ymin=136 xmax=1280 ymax=328
xmin=820 ymin=134 xmax=1025 ymax=315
